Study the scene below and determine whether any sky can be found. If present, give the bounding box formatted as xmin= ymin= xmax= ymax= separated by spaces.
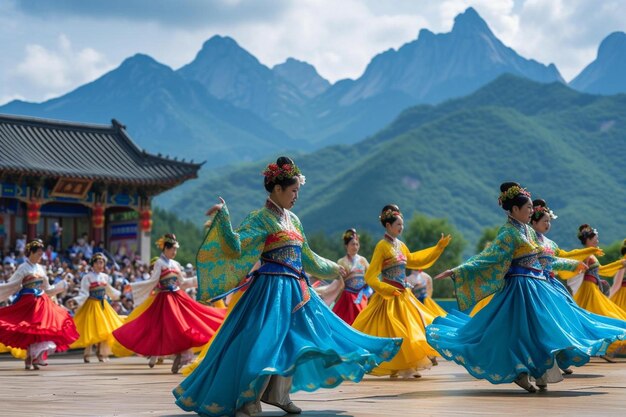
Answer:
xmin=1 ymin=0 xmax=626 ymax=105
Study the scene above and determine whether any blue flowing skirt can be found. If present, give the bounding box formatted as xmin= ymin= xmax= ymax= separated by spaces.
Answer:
xmin=173 ymin=274 xmax=401 ymax=416
xmin=426 ymin=275 xmax=626 ymax=384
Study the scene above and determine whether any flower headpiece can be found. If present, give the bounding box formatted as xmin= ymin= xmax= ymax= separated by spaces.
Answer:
xmin=25 ymin=239 xmax=44 ymax=253
xmin=532 ymin=205 xmax=557 ymax=221
xmin=343 ymin=228 xmax=358 ymax=242
xmin=155 ymin=234 xmax=179 ymax=250
xmin=262 ymin=162 xmax=306 ymax=186
xmin=498 ymin=185 xmax=531 ymax=206
xmin=379 ymin=209 xmax=402 ymax=223
xmin=577 ymin=225 xmax=597 ymax=241
xmin=89 ymin=252 xmax=108 ymax=266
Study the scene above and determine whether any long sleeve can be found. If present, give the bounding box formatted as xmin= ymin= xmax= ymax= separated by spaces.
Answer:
xmin=550 ymin=257 xmax=581 ymax=272
xmin=129 ymin=260 xmax=162 ymax=305
xmin=452 ymin=226 xmax=515 ymax=311
xmin=556 ymin=246 xmax=602 ymax=261
xmin=196 ymin=204 xmax=267 ymax=303
xmin=105 ymin=275 xmax=121 ymax=301
xmin=599 ymin=258 xmax=626 ymax=277
xmin=42 ymin=269 xmax=67 ymax=297
xmin=73 ymin=274 xmax=91 ymax=307
xmin=403 ymin=235 xmax=450 ymax=270
xmin=364 ymin=242 xmax=400 ymax=299
xmin=0 ymin=267 xmax=24 ymax=302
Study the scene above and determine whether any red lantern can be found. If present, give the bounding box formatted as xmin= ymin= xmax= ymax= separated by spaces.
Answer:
xmin=92 ymin=203 xmax=105 ymax=229
xmin=140 ymin=208 xmax=152 ymax=232
xmin=27 ymin=200 xmax=41 ymax=225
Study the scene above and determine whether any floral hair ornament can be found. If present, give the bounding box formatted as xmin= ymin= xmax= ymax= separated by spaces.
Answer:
xmin=155 ymin=234 xmax=180 ymax=250
xmin=89 ymin=252 xmax=108 ymax=266
xmin=379 ymin=209 xmax=402 ymax=223
xmin=343 ymin=228 xmax=358 ymax=241
xmin=577 ymin=225 xmax=597 ymax=241
xmin=532 ymin=205 xmax=557 ymax=220
xmin=498 ymin=185 xmax=531 ymax=206
xmin=262 ymin=162 xmax=306 ymax=186
xmin=25 ymin=239 xmax=44 ymax=253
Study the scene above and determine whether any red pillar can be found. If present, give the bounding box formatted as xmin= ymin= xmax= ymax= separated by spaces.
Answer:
xmin=92 ymin=202 xmax=105 ymax=245
xmin=26 ymin=200 xmax=41 ymax=240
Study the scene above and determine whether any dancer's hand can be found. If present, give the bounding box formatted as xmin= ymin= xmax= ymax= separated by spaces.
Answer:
xmin=205 ymin=197 xmax=225 ymax=216
xmin=393 ymin=289 xmax=402 ymax=297
xmin=435 ymin=270 xmax=453 ymax=280
xmin=575 ymin=262 xmax=589 ymax=273
xmin=594 ymin=247 xmax=605 ymax=257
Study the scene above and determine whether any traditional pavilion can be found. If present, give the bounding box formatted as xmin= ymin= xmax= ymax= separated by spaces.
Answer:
xmin=0 ymin=114 xmax=202 ymax=262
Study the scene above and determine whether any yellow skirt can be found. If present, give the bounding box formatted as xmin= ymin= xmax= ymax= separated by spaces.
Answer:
xmin=469 ymin=294 xmax=494 ymax=317
xmin=575 ymin=281 xmax=626 ymax=355
xmin=610 ymin=287 xmax=626 ymax=312
xmin=423 ymin=297 xmax=448 ymax=318
xmin=574 ymin=281 xmax=626 ymax=320
xmin=352 ymin=290 xmax=437 ymax=376
xmin=0 ymin=343 xmax=27 ymax=359
xmin=110 ymin=294 xmax=156 ymax=357
xmin=70 ymin=299 xmax=125 ymax=348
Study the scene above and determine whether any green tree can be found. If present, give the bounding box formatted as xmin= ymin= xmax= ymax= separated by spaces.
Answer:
xmin=475 ymin=225 xmax=500 ymax=253
xmin=150 ymin=207 xmax=204 ymax=265
xmin=403 ymin=213 xmax=467 ymax=298
xmin=602 ymin=239 xmax=626 ymax=264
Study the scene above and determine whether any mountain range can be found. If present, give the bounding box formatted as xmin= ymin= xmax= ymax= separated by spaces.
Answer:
xmin=162 ymin=75 xmax=626 ymax=250
xmin=3 ymin=7 xmax=626 ymax=168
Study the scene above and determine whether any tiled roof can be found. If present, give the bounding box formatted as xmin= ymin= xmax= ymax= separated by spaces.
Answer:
xmin=0 ymin=114 xmax=202 ymax=185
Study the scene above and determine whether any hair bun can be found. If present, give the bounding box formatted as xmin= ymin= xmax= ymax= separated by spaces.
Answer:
xmin=500 ymin=182 xmax=520 ymax=193
xmin=579 ymin=224 xmax=591 ymax=232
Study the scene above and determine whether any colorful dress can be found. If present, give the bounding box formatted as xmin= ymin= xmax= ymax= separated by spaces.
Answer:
xmin=173 ymin=199 xmax=401 ymax=416
xmin=0 ymin=260 xmax=78 ymax=358
xmin=426 ymin=217 xmax=626 ymax=385
xmin=572 ymin=255 xmax=626 ymax=320
xmin=112 ymin=255 xmax=226 ymax=356
xmin=70 ymin=271 xmax=124 ymax=350
xmin=318 ymin=254 xmax=371 ymax=325
xmin=470 ymin=237 xmax=599 ymax=316
xmin=351 ymin=233 xmax=449 ymax=376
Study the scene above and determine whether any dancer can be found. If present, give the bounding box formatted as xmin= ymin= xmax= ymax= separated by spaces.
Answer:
xmin=70 ymin=253 xmax=124 ymax=362
xmin=112 ymin=234 xmax=226 ymax=373
xmin=426 ymin=182 xmax=626 ymax=393
xmin=570 ymin=225 xmax=626 ymax=318
xmin=531 ymin=200 xmax=604 ymax=301
xmin=0 ymin=239 xmax=78 ymax=369
xmin=352 ymin=204 xmax=451 ymax=378
xmin=317 ymin=228 xmax=372 ymax=324
xmin=173 ymin=157 xmax=401 ymax=417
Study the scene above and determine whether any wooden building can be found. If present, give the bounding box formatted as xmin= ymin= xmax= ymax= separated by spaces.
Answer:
xmin=0 ymin=114 xmax=201 ymax=261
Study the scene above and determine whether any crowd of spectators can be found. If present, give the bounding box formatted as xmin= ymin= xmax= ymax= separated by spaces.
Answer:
xmin=1 ymin=233 xmax=197 ymax=316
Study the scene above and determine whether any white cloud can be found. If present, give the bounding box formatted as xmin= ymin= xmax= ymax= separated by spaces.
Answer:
xmin=11 ymin=34 xmax=114 ymax=100
xmin=505 ymin=0 xmax=626 ymax=80
xmin=2 ymin=0 xmax=626 ymax=103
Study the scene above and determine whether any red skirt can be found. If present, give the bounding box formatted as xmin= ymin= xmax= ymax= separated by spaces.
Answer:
xmin=112 ymin=289 xmax=226 ymax=356
xmin=0 ymin=294 xmax=79 ymax=351
xmin=333 ymin=290 xmax=368 ymax=325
